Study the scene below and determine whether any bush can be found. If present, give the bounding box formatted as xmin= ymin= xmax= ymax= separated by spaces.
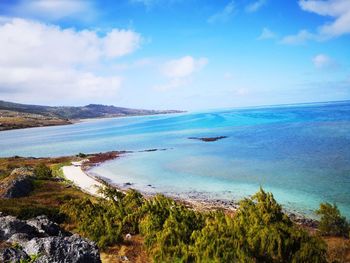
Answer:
xmin=192 ymin=189 xmax=327 ymax=263
xmin=316 ymin=202 xmax=349 ymax=237
xmin=60 ymin=187 xmax=328 ymax=262
xmin=61 ymin=187 xmax=145 ymax=249
xmin=77 ymin=152 xmax=87 ymax=158
xmin=33 ymin=163 xmax=52 ymax=179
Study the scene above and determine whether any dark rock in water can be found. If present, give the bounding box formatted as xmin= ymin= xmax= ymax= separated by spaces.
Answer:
xmin=139 ymin=148 xmax=168 ymax=153
xmin=143 ymin=149 xmax=158 ymax=152
xmin=188 ymin=136 xmax=228 ymax=142
xmin=0 ymin=214 xmax=101 ymax=263
xmin=124 ymin=182 xmax=133 ymax=187
xmin=0 ymin=247 xmax=30 ymax=263
xmin=0 ymin=168 xmax=34 ymax=198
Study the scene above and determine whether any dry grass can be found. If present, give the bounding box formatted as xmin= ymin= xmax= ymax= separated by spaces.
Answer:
xmin=0 ymin=109 xmax=70 ymax=131
xmin=324 ymin=237 xmax=350 ymax=263
xmin=101 ymin=236 xmax=150 ymax=263
xmin=0 ymin=156 xmax=73 ymax=180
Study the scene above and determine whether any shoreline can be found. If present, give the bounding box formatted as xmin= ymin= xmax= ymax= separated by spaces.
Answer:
xmin=61 ymin=150 xmax=319 ymax=228
xmin=0 ymin=111 xmax=185 ymax=132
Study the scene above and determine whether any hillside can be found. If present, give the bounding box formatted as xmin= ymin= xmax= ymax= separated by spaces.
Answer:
xmin=0 ymin=100 xmax=183 ymax=131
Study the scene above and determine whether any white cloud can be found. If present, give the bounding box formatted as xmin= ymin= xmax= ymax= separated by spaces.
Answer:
xmin=104 ymin=29 xmax=142 ymax=58
xmin=257 ymin=27 xmax=276 ymax=40
xmin=312 ymin=54 xmax=337 ymax=69
xmin=208 ymin=1 xmax=235 ymax=24
xmin=282 ymin=0 xmax=350 ymax=44
xmin=162 ymin=56 xmax=208 ymax=78
xmin=245 ymin=0 xmax=267 ymax=13
xmin=299 ymin=0 xmax=350 ymax=38
xmin=280 ymin=29 xmax=316 ymax=45
xmin=0 ymin=67 xmax=122 ymax=102
xmin=0 ymin=18 xmax=142 ymax=104
xmin=5 ymin=0 xmax=95 ymax=22
xmin=155 ymin=56 xmax=208 ymax=90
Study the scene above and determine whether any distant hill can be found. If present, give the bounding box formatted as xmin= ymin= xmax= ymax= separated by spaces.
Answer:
xmin=0 ymin=100 xmax=183 ymax=131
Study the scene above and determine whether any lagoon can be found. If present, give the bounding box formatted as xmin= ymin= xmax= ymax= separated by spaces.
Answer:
xmin=1 ymin=101 xmax=350 ymax=218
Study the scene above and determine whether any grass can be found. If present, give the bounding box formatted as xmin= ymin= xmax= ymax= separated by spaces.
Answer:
xmin=0 ymin=178 xmax=90 ymax=222
xmin=0 ymin=109 xmax=70 ymax=131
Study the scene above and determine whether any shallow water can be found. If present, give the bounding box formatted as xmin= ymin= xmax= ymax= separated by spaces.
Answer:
xmin=1 ymin=101 xmax=350 ymax=218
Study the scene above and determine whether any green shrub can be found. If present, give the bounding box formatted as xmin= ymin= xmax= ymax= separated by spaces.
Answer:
xmin=139 ymin=194 xmax=204 ymax=262
xmin=316 ymin=202 xmax=349 ymax=237
xmin=191 ymin=189 xmax=327 ymax=263
xmin=33 ymin=163 xmax=52 ymax=179
xmin=60 ymin=187 xmax=327 ymax=262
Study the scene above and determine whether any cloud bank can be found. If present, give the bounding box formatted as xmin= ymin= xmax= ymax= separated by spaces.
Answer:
xmin=0 ymin=18 xmax=142 ymax=104
xmin=282 ymin=0 xmax=350 ymax=44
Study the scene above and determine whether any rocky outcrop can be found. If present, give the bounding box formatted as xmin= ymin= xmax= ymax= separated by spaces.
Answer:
xmin=188 ymin=136 xmax=228 ymax=142
xmin=0 ymin=168 xmax=34 ymax=198
xmin=0 ymin=247 xmax=30 ymax=262
xmin=0 ymin=214 xmax=101 ymax=263
xmin=24 ymin=235 xmax=100 ymax=263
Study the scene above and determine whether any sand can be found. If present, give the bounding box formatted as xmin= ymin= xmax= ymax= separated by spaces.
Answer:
xmin=62 ymin=165 xmax=103 ymax=197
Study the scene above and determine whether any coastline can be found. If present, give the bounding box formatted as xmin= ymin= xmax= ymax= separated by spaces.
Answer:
xmin=61 ymin=150 xmax=318 ymax=228
xmin=0 ymin=111 xmax=185 ymax=132
xmin=62 ymin=165 xmax=104 ymax=197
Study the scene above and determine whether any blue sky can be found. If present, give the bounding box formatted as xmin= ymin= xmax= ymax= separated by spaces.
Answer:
xmin=0 ymin=0 xmax=349 ymax=110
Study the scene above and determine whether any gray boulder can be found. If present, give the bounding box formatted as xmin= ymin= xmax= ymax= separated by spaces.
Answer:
xmin=24 ymin=234 xmax=101 ymax=263
xmin=0 ymin=214 xmax=101 ymax=262
xmin=0 ymin=247 xmax=30 ymax=263
xmin=0 ymin=215 xmax=39 ymax=241
xmin=27 ymin=215 xmax=70 ymax=237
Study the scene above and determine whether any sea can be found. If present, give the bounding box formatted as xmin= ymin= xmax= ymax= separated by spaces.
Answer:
xmin=1 ymin=101 xmax=349 ymax=218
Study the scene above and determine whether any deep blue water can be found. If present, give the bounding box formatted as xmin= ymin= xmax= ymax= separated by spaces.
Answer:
xmin=1 ymin=101 xmax=350 ymax=218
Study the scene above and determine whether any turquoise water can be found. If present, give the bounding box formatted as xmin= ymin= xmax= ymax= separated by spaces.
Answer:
xmin=1 ymin=101 xmax=350 ymax=218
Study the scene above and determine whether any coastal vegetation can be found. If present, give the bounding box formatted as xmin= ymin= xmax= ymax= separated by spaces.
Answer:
xmin=317 ymin=203 xmax=350 ymax=238
xmin=0 ymin=155 xmax=350 ymax=262
xmin=62 ymin=185 xmax=328 ymax=262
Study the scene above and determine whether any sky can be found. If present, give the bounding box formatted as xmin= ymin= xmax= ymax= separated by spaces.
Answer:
xmin=0 ymin=0 xmax=349 ymax=110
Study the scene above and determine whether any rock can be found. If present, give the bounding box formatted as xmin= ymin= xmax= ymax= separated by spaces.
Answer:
xmin=0 ymin=215 xmax=39 ymax=241
xmin=0 ymin=214 xmax=101 ymax=262
xmin=0 ymin=168 xmax=34 ymax=198
xmin=188 ymin=136 xmax=228 ymax=142
xmin=24 ymin=234 xmax=101 ymax=263
xmin=26 ymin=215 xmax=69 ymax=237
xmin=0 ymin=247 xmax=30 ymax=263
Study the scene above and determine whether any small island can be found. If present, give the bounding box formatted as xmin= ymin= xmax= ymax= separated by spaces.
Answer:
xmin=188 ymin=136 xmax=228 ymax=142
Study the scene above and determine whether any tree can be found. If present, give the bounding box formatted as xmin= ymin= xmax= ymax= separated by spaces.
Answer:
xmin=316 ymin=202 xmax=349 ymax=237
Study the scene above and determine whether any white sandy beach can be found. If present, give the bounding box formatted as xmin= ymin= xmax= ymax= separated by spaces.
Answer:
xmin=62 ymin=165 xmax=103 ymax=197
